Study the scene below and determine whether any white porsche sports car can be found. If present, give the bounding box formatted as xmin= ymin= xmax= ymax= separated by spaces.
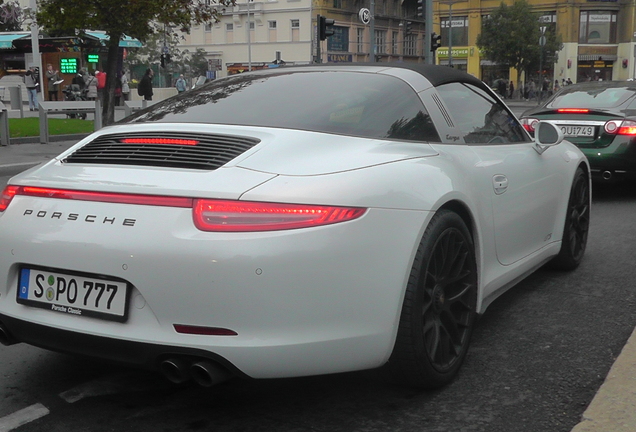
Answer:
xmin=0 ymin=64 xmax=590 ymax=389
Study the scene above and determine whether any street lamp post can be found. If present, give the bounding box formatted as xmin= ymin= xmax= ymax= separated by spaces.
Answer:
xmin=538 ymin=25 xmax=546 ymax=104
xmin=247 ymin=0 xmax=252 ymax=71
xmin=440 ymin=0 xmax=462 ymax=68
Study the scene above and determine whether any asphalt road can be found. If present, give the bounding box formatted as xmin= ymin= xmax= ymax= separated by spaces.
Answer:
xmin=1 ymin=141 xmax=635 ymax=432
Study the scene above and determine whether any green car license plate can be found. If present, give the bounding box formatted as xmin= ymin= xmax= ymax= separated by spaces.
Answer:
xmin=17 ymin=266 xmax=130 ymax=322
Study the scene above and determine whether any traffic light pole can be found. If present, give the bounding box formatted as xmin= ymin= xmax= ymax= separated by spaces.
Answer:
xmin=426 ymin=0 xmax=433 ymax=64
xmin=370 ymin=0 xmax=375 ymax=62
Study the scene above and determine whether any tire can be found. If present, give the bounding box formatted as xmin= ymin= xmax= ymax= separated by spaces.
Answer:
xmin=387 ymin=210 xmax=478 ymax=389
xmin=549 ymin=167 xmax=590 ymax=271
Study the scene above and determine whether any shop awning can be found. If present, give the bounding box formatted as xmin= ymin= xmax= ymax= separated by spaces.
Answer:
xmin=0 ymin=32 xmax=30 ymax=49
xmin=578 ymin=54 xmax=617 ymax=62
xmin=84 ymin=31 xmax=142 ymax=48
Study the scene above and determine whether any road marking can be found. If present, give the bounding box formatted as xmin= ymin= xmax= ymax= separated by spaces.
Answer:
xmin=0 ymin=403 xmax=49 ymax=432
xmin=59 ymin=372 xmax=171 ymax=403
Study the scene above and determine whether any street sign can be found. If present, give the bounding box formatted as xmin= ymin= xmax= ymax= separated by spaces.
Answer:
xmin=359 ymin=8 xmax=370 ymax=25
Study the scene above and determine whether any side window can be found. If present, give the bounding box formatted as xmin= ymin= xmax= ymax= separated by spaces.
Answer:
xmin=437 ymin=82 xmax=530 ymax=144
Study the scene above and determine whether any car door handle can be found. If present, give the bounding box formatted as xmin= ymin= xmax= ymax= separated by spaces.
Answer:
xmin=493 ymin=174 xmax=508 ymax=195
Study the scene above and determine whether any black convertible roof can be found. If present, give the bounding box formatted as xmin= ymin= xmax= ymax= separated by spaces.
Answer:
xmin=251 ymin=62 xmax=489 ymax=92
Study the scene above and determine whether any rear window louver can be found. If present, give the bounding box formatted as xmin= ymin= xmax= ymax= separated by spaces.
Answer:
xmin=62 ymin=132 xmax=261 ymax=170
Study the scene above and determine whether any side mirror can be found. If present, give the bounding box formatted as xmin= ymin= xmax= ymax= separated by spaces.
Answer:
xmin=533 ymin=121 xmax=564 ymax=154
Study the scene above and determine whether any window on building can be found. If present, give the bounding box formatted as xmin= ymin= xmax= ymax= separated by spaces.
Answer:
xmin=226 ymin=23 xmax=234 ymax=31
xmin=333 ymin=0 xmax=342 ymax=8
xmin=269 ymin=21 xmax=277 ymax=42
xmin=579 ymin=11 xmax=617 ymax=44
xmin=226 ymin=23 xmax=234 ymax=43
xmin=205 ymin=23 xmax=212 ymax=32
xmin=291 ymin=19 xmax=300 ymax=42
xmin=357 ymin=28 xmax=365 ymax=53
xmin=403 ymin=34 xmax=416 ymax=56
xmin=441 ymin=16 xmax=468 ymax=46
xmin=327 ymin=26 xmax=350 ymax=52
xmin=375 ymin=30 xmax=386 ymax=54
xmin=392 ymin=31 xmax=399 ymax=55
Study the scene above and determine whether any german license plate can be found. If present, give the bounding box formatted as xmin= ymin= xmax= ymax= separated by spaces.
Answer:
xmin=560 ymin=125 xmax=595 ymax=137
xmin=17 ymin=267 xmax=130 ymax=322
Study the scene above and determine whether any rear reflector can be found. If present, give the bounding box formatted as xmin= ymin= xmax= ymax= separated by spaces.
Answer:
xmin=2 ymin=186 xmax=367 ymax=232
xmin=120 ymin=138 xmax=199 ymax=145
xmin=557 ymin=108 xmax=590 ymax=114
xmin=0 ymin=185 xmax=19 ymax=212
xmin=174 ymin=324 xmax=238 ymax=336
xmin=193 ymin=199 xmax=366 ymax=232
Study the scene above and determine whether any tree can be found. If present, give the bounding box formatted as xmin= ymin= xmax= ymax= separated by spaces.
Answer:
xmin=0 ymin=1 xmax=24 ymax=32
xmin=476 ymin=0 xmax=562 ymax=90
xmin=36 ymin=0 xmax=234 ymax=126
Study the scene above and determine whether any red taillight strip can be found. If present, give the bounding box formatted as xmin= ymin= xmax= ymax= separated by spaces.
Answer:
xmin=120 ymin=138 xmax=199 ymax=145
xmin=174 ymin=324 xmax=238 ymax=336
xmin=557 ymin=108 xmax=590 ymax=114
xmin=16 ymin=186 xmax=193 ymax=208
xmin=193 ymin=199 xmax=367 ymax=232
xmin=0 ymin=185 xmax=19 ymax=212
xmin=2 ymin=186 xmax=367 ymax=231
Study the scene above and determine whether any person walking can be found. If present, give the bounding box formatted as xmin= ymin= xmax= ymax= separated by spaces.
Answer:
xmin=45 ymin=63 xmax=61 ymax=101
xmin=175 ymin=74 xmax=187 ymax=94
xmin=120 ymin=70 xmax=130 ymax=103
xmin=138 ymin=68 xmax=154 ymax=101
xmin=508 ymin=80 xmax=515 ymax=99
xmin=23 ymin=65 xmax=39 ymax=111
xmin=84 ymin=71 xmax=98 ymax=101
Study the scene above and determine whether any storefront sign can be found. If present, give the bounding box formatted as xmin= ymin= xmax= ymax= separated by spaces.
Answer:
xmin=436 ymin=48 xmax=469 ymax=58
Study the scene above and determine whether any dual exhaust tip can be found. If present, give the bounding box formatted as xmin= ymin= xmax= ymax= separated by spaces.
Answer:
xmin=0 ymin=322 xmax=18 ymax=346
xmin=160 ymin=358 xmax=233 ymax=387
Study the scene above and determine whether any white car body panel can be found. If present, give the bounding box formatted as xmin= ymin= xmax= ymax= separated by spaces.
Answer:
xmin=0 ymin=65 xmax=590 ymax=382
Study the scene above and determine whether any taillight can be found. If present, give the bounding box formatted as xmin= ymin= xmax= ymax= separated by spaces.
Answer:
xmin=557 ymin=108 xmax=590 ymax=114
xmin=0 ymin=185 xmax=19 ymax=212
xmin=520 ymin=117 xmax=539 ymax=134
xmin=193 ymin=199 xmax=366 ymax=232
xmin=2 ymin=185 xmax=366 ymax=232
xmin=120 ymin=138 xmax=199 ymax=145
xmin=605 ymin=120 xmax=636 ymax=136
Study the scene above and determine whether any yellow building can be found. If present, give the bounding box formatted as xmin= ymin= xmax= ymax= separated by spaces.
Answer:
xmin=433 ymin=0 xmax=636 ymax=87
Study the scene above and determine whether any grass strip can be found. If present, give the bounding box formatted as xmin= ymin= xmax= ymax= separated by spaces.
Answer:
xmin=8 ymin=117 xmax=94 ymax=138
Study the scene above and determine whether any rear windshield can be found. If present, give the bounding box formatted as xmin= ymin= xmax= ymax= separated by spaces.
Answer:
xmin=549 ymin=83 xmax=636 ymax=109
xmin=122 ymin=70 xmax=441 ymax=142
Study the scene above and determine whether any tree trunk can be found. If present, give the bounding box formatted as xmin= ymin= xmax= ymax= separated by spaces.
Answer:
xmin=103 ymin=35 xmax=122 ymax=127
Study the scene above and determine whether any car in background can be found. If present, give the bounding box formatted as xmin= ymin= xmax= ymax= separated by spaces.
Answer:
xmin=0 ymin=64 xmax=590 ymax=390
xmin=520 ymin=80 xmax=636 ymax=182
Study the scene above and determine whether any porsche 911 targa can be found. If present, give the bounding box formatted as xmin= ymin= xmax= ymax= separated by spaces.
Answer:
xmin=0 ymin=64 xmax=590 ymax=389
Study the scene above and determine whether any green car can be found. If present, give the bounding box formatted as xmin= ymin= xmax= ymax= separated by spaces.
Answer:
xmin=520 ymin=81 xmax=636 ymax=182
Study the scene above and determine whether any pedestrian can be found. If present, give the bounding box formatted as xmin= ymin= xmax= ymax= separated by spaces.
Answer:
xmin=23 ymin=65 xmax=39 ymax=111
xmin=498 ymin=78 xmax=507 ymax=99
xmin=509 ymin=80 xmax=515 ymax=99
xmin=120 ymin=69 xmax=130 ymax=102
xmin=84 ymin=71 xmax=98 ymax=101
xmin=72 ymin=68 xmax=86 ymax=91
xmin=95 ymin=69 xmax=107 ymax=101
xmin=45 ymin=63 xmax=61 ymax=101
xmin=175 ymin=74 xmax=187 ymax=94
xmin=138 ymin=68 xmax=154 ymax=101
xmin=554 ymin=79 xmax=560 ymax=93
xmin=566 ymin=78 xmax=573 ymax=85
xmin=529 ymin=80 xmax=536 ymax=100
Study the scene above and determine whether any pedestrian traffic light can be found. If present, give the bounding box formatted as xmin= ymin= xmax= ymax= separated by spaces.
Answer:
xmin=318 ymin=15 xmax=335 ymax=41
xmin=431 ymin=32 xmax=442 ymax=52
xmin=417 ymin=0 xmax=424 ymax=18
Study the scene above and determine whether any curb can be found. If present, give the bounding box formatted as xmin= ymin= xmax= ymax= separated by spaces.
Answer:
xmin=8 ymin=133 xmax=89 ymax=145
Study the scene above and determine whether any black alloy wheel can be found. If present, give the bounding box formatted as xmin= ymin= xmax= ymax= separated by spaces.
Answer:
xmin=388 ymin=210 xmax=478 ymax=389
xmin=549 ymin=167 xmax=590 ymax=271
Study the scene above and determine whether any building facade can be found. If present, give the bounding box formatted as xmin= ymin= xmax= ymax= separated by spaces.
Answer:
xmin=180 ymin=0 xmax=427 ymax=78
xmin=432 ymin=0 xmax=636 ymax=87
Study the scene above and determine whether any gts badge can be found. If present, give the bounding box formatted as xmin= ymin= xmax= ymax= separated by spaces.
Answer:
xmin=23 ymin=209 xmax=136 ymax=226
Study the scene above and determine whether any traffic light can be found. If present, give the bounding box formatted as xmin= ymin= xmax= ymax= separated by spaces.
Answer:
xmin=318 ymin=15 xmax=335 ymax=41
xmin=430 ymin=32 xmax=442 ymax=52
xmin=160 ymin=54 xmax=166 ymax=68
xmin=417 ymin=0 xmax=424 ymax=18
xmin=405 ymin=21 xmax=413 ymax=36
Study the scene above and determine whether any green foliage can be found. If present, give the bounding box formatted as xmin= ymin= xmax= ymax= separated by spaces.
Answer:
xmin=476 ymin=0 xmax=563 ymax=80
xmin=35 ymin=0 xmax=234 ymax=126
xmin=0 ymin=1 xmax=24 ymax=32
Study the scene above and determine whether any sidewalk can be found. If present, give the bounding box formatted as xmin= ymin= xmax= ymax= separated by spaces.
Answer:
xmin=1 ymin=103 xmax=636 ymax=432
